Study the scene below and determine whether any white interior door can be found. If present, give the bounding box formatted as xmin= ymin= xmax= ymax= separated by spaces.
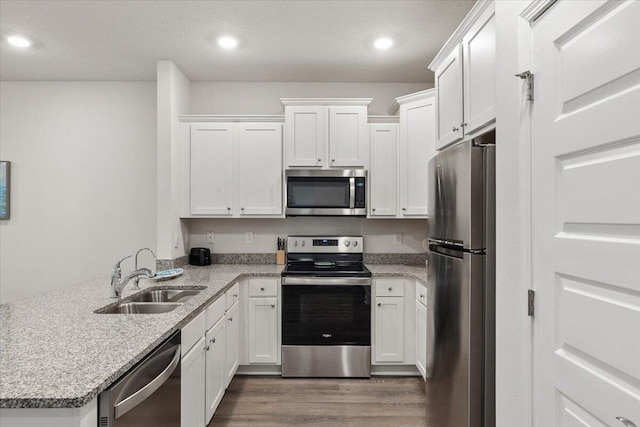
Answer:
xmin=531 ymin=2 xmax=640 ymax=426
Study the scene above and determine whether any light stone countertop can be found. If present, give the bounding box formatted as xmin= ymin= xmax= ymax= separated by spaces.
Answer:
xmin=0 ymin=263 xmax=426 ymax=409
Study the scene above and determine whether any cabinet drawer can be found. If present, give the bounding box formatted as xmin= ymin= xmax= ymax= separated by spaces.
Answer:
xmin=248 ymin=278 xmax=279 ymax=297
xmin=375 ymin=279 xmax=405 ymax=297
xmin=182 ymin=310 xmax=205 ymax=357
xmin=225 ymin=282 xmax=240 ymax=309
xmin=416 ymin=283 xmax=427 ymax=306
xmin=205 ymin=295 xmax=226 ymax=331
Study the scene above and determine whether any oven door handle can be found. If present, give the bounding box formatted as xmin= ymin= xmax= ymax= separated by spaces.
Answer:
xmin=282 ymin=277 xmax=371 ymax=286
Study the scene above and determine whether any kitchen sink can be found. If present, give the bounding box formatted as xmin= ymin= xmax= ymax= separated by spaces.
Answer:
xmin=96 ymin=302 xmax=183 ymax=314
xmin=128 ymin=287 xmax=205 ymax=303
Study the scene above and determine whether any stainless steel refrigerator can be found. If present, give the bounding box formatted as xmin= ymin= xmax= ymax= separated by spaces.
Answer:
xmin=425 ymin=132 xmax=495 ymax=427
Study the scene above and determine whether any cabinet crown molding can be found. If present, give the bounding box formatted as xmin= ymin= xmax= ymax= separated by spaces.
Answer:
xmin=179 ymin=115 xmax=284 ymax=123
xmin=368 ymin=115 xmax=400 ymax=124
xmin=280 ymin=98 xmax=373 ymax=107
xmin=387 ymin=89 xmax=435 ymax=115
xmin=428 ymin=0 xmax=494 ymax=71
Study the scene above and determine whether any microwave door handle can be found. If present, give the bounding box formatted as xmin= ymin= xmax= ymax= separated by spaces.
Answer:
xmin=114 ymin=344 xmax=181 ymax=418
xmin=349 ymin=177 xmax=356 ymax=209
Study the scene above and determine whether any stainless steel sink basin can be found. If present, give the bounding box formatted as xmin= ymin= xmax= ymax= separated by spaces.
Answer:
xmin=96 ymin=302 xmax=182 ymax=314
xmin=128 ymin=288 xmax=204 ymax=303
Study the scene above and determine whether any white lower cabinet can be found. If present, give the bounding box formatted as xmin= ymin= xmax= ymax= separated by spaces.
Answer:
xmin=248 ymin=297 xmax=279 ymax=364
xmin=372 ymin=278 xmax=416 ymax=366
xmin=205 ymin=317 xmax=226 ymax=424
xmin=224 ymin=301 xmax=240 ymax=387
xmin=415 ymin=283 xmax=427 ymax=380
xmin=181 ymin=336 xmax=206 ymax=427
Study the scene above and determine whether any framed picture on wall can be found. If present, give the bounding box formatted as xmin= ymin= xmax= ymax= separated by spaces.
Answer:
xmin=0 ymin=161 xmax=10 ymax=220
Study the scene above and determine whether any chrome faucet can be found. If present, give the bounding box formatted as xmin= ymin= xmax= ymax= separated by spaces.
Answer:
xmin=132 ymin=248 xmax=156 ymax=290
xmin=110 ymin=255 xmax=156 ymax=299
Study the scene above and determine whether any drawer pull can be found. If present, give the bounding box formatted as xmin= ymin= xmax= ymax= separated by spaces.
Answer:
xmin=228 ymin=317 xmax=233 ymax=322
xmin=261 ymin=287 xmax=265 ymax=291
xmin=377 ymin=303 xmax=381 ymax=307
xmin=271 ymin=304 xmax=275 ymax=308
xmin=388 ymin=287 xmax=392 ymax=291
xmin=210 ymin=338 xmax=215 ymax=344
xmin=205 ymin=345 xmax=210 ymax=351
xmin=420 ymin=294 xmax=425 ymax=298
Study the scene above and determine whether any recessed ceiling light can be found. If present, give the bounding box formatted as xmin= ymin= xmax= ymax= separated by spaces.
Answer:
xmin=217 ymin=36 xmax=238 ymax=49
xmin=374 ymin=37 xmax=393 ymax=50
xmin=7 ymin=35 xmax=32 ymax=48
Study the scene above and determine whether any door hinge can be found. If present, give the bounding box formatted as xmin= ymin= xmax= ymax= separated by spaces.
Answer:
xmin=527 ymin=289 xmax=535 ymax=317
xmin=515 ymin=71 xmax=534 ymax=101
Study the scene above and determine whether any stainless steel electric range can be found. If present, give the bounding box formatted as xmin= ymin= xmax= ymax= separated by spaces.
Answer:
xmin=281 ymin=236 xmax=372 ymax=378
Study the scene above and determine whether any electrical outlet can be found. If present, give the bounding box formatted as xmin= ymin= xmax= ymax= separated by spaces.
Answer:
xmin=206 ymin=231 xmax=215 ymax=244
xmin=394 ymin=232 xmax=403 ymax=245
xmin=245 ymin=231 xmax=254 ymax=244
xmin=174 ymin=232 xmax=179 ymax=249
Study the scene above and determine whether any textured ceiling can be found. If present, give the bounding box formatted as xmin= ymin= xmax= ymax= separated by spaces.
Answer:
xmin=0 ymin=0 xmax=475 ymax=82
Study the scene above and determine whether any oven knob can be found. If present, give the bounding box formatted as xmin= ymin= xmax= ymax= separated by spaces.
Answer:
xmin=353 ymin=241 xmax=358 ymax=247
xmin=345 ymin=241 xmax=351 ymax=247
xmin=301 ymin=241 xmax=305 ymax=246
xmin=294 ymin=241 xmax=298 ymax=246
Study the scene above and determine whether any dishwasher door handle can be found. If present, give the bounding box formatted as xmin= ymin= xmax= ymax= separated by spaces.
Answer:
xmin=114 ymin=344 xmax=181 ymax=418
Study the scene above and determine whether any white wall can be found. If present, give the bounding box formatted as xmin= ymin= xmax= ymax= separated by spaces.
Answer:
xmin=495 ymin=1 xmax=530 ymax=426
xmin=189 ymin=82 xmax=431 ymax=115
xmin=0 ymin=82 xmax=157 ymax=303
xmin=187 ymin=218 xmax=427 ymax=254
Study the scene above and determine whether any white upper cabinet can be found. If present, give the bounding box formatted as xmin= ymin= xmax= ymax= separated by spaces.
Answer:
xmin=434 ymin=46 xmax=464 ymax=149
xmin=462 ymin=3 xmax=496 ymax=135
xmin=369 ymin=124 xmax=398 ymax=217
xmin=236 ymin=123 xmax=283 ymax=216
xmin=284 ymin=106 xmax=326 ymax=167
xmin=188 ymin=120 xmax=283 ymax=218
xmin=190 ymin=124 xmax=234 ymax=215
xmin=399 ymin=92 xmax=435 ymax=217
xmin=430 ymin=1 xmax=496 ymax=150
xmin=328 ymin=106 xmax=368 ymax=167
xmin=282 ymin=99 xmax=371 ymax=169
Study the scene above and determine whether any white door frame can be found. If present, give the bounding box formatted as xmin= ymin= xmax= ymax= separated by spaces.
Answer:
xmin=515 ymin=2 xmax=558 ymax=427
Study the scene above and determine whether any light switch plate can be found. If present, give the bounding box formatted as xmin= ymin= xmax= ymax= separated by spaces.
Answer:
xmin=394 ymin=232 xmax=403 ymax=245
xmin=245 ymin=231 xmax=254 ymax=244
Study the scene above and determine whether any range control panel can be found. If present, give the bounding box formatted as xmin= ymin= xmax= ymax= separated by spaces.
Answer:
xmin=287 ymin=236 xmax=364 ymax=253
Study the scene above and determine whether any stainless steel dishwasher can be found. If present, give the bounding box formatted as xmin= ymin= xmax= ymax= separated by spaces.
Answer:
xmin=99 ymin=331 xmax=181 ymax=427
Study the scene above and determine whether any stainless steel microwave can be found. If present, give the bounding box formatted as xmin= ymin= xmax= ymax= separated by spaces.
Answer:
xmin=285 ymin=169 xmax=367 ymax=216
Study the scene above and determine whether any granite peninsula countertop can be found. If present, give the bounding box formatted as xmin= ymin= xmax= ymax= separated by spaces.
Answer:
xmin=0 ymin=263 xmax=426 ymax=409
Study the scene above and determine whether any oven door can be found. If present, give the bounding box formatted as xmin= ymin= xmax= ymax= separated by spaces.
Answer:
xmin=281 ymin=277 xmax=371 ymax=346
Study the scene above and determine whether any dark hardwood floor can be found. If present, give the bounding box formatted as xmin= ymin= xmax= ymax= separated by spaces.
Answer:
xmin=209 ymin=376 xmax=426 ymax=427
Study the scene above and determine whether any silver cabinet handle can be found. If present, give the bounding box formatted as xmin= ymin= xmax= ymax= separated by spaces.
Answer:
xmin=388 ymin=287 xmax=392 ymax=291
xmin=227 ymin=207 xmax=231 ymax=211
xmin=402 ymin=207 xmax=406 ymax=211
xmin=377 ymin=303 xmax=381 ymax=307
xmin=617 ymin=418 xmax=637 ymax=427
xmin=420 ymin=294 xmax=425 ymax=298
xmin=205 ymin=345 xmax=210 ymax=351
xmin=271 ymin=304 xmax=275 ymax=308
xmin=260 ymin=287 xmax=265 ymax=291
xmin=210 ymin=338 xmax=215 ymax=344
xmin=461 ymin=122 xmax=467 ymax=127
xmin=372 ymin=208 xmax=376 ymax=212
xmin=241 ymin=207 xmax=245 ymax=211
xmin=228 ymin=317 xmax=233 ymax=322
xmin=452 ymin=126 xmax=459 ymax=132
xmin=331 ymin=158 xmax=335 ymax=162
xmin=317 ymin=158 xmax=322 ymax=162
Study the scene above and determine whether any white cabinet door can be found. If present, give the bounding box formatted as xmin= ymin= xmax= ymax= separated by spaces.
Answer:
xmin=190 ymin=124 xmax=234 ymax=215
xmin=328 ymin=106 xmax=367 ymax=167
xmin=224 ymin=301 xmax=240 ymax=387
xmin=462 ymin=3 xmax=496 ymax=135
xmin=434 ymin=45 xmax=464 ymax=150
xmin=531 ymin=1 xmax=640 ymax=426
xmin=374 ymin=296 xmax=405 ymax=363
xmin=369 ymin=124 xmax=398 ymax=217
xmin=205 ymin=317 xmax=226 ymax=424
xmin=285 ymin=106 xmax=326 ymax=167
xmin=181 ymin=337 xmax=205 ymax=427
xmin=248 ymin=297 xmax=279 ymax=364
xmin=399 ymin=97 xmax=435 ymax=217
xmin=236 ymin=123 xmax=283 ymax=216
xmin=415 ymin=300 xmax=427 ymax=380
